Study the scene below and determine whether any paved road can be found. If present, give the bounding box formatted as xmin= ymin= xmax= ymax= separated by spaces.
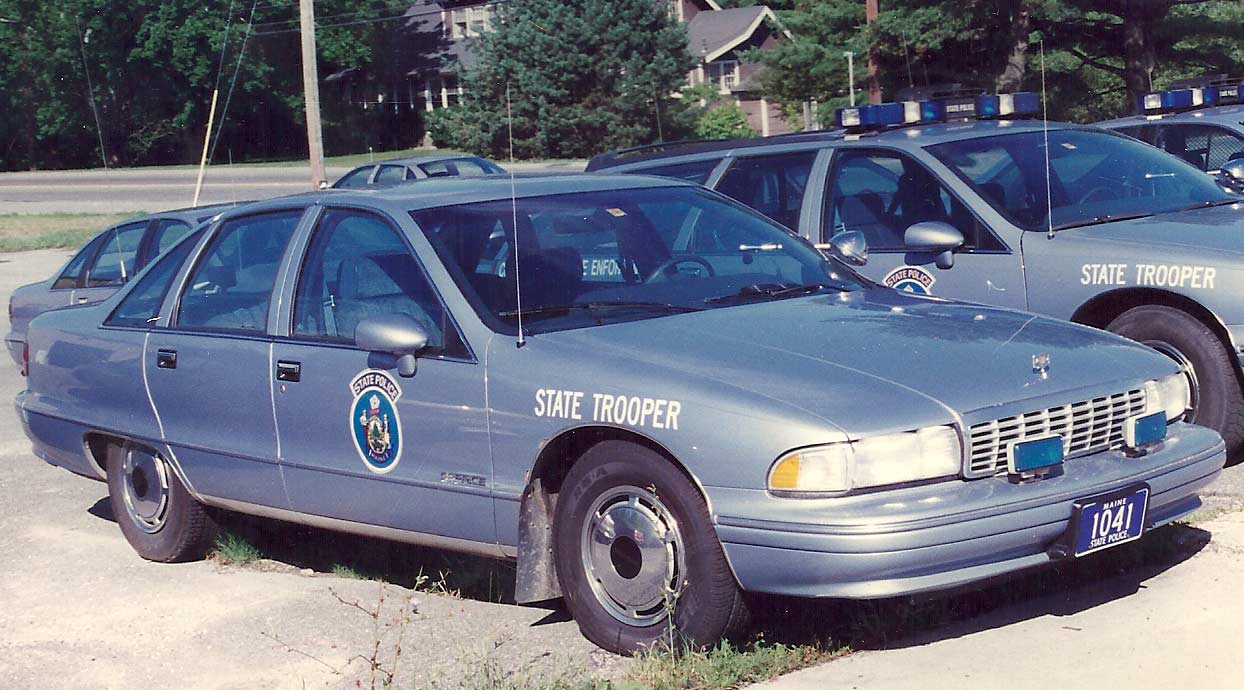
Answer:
xmin=0 ymin=161 xmax=584 ymax=214
xmin=2 ymin=249 xmax=1243 ymax=689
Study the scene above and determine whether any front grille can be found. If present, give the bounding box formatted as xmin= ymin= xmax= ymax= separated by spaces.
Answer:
xmin=966 ymin=388 xmax=1148 ymax=477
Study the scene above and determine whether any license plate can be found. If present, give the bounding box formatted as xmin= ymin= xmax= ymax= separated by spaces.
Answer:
xmin=1072 ymin=485 xmax=1149 ymax=557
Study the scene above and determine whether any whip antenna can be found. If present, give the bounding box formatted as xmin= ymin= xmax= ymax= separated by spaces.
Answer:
xmin=1041 ymin=40 xmax=1054 ymax=240
xmin=507 ymin=82 xmax=526 ymax=348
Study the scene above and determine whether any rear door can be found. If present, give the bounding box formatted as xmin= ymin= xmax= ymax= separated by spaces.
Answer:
xmin=73 ymin=220 xmax=151 ymax=305
xmin=271 ymin=207 xmax=493 ymax=544
xmin=144 ymin=209 xmax=304 ymax=507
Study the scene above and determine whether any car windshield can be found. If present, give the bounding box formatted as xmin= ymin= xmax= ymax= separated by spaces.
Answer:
xmin=927 ymin=129 xmax=1240 ymax=232
xmin=413 ymin=186 xmax=863 ymax=334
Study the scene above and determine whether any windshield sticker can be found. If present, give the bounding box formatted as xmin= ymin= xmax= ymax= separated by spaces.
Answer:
xmin=534 ymin=388 xmax=682 ymax=430
xmin=606 ymin=207 xmax=627 ymax=217
xmin=1080 ymin=263 xmax=1216 ymax=289
xmin=883 ymin=266 xmax=937 ymax=295
xmin=349 ymin=370 xmax=404 ymax=474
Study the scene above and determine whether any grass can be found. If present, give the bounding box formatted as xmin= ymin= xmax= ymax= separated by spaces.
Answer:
xmin=209 ymin=531 xmax=264 ymax=565
xmin=0 ymin=212 xmax=147 ymax=252
xmin=617 ymin=641 xmax=845 ymax=690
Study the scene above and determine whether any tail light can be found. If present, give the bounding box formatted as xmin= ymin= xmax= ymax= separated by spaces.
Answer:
xmin=20 ymin=342 xmax=28 ymax=377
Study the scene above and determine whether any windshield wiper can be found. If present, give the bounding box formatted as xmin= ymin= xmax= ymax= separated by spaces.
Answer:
xmin=497 ymin=301 xmax=704 ymax=320
xmin=1179 ymin=198 xmax=1241 ymax=211
xmin=1050 ymin=212 xmax=1155 ymax=232
xmin=704 ymin=283 xmax=847 ymax=306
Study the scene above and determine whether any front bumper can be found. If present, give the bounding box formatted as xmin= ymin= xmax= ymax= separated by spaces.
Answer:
xmin=710 ymin=422 xmax=1225 ymax=599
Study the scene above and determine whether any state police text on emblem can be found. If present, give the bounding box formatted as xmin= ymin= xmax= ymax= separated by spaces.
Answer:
xmin=349 ymin=370 xmax=404 ymax=474
xmin=882 ymin=266 xmax=937 ymax=295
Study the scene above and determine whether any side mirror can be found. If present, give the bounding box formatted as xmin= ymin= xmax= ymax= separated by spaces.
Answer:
xmin=904 ymin=221 xmax=965 ymax=270
xmin=815 ymin=230 xmax=869 ymax=266
xmin=355 ymin=314 xmax=429 ymax=378
xmin=1221 ymin=159 xmax=1244 ymax=185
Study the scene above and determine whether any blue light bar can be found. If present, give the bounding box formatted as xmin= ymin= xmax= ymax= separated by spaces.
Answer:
xmin=835 ymin=92 xmax=1039 ymax=131
xmin=1141 ymin=83 xmax=1244 ymax=113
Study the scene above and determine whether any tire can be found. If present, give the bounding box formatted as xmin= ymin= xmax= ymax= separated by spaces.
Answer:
xmin=553 ymin=440 xmax=749 ymax=654
xmin=106 ymin=441 xmax=215 ymax=562
xmin=1108 ymin=305 xmax=1244 ymax=453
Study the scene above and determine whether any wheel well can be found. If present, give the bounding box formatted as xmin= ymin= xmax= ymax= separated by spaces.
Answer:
xmin=1071 ymin=288 xmax=1237 ymax=359
xmin=514 ymin=425 xmax=700 ymax=605
xmin=83 ymin=432 xmax=121 ymax=479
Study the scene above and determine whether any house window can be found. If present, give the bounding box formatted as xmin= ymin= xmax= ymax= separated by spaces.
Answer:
xmin=447 ymin=4 xmax=495 ymax=38
xmin=710 ymin=60 xmax=739 ymax=93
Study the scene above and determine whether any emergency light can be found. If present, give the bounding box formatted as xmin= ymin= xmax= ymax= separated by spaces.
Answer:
xmin=834 ymin=92 xmax=1040 ymax=131
xmin=1139 ymin=75 xmax=1244 ymax=114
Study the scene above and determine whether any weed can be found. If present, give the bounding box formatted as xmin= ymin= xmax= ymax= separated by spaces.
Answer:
xmin=210 ymin=531 xmax=263 ymax=565
xmin=332 ymin=563 xmax=368 ymax=580
xmin=624 ymin=640 xmax=843 ymax=690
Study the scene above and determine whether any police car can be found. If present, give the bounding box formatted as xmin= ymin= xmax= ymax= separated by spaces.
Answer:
xmin=587 ymin=86 xmax=1244 ymax=455
xmin=5 ymin=203 xmax=242 ymax=370
xmin=1097 ymin=75 xmax=1244 ymax=192
xmin=14 ymin=175 xmax=1223 ymax=654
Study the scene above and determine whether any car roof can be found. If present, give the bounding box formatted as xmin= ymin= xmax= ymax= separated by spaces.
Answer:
xmin=106 ymin=201 xmax=246 ymax=230
xmin=234 ymin=173 xmax=695 ymax=216
xmin=356 ymin=154 xmax=493 ymax=169
xmin=589 ymin=119 xmax=1090 ymax=170
xmin=1097 ymin=104 xmax=1244 ymax=129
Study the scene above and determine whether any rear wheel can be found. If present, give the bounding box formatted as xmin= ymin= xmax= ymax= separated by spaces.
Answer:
xmin=1108 ymin=305 xmax=1244 ymax=453
xmin=553 ymin=440 xmax=748 ymax=654
xmin=106 ymin=441 xmax=215 ymax=562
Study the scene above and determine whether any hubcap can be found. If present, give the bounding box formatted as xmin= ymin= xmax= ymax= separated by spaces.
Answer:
xmin=580 ymin=486 xmax=685 ymax=627
xmin=121 ymin=447 xmax=170 ymax=534
xmin=1144 ymin=340 xmax=1200 ymax=422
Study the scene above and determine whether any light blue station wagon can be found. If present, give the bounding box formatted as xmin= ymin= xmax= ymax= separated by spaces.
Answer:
xmin=14 ymin=174 xmax=1225 ymax=653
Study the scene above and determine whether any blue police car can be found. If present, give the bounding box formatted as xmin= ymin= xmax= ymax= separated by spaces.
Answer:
xmin=587 ymin=86 xmax=1244 ymax=455
xmin=5 ymin=203 xmax=241 ymax=370
xmin=14 ymin=175 xmax=1224 ymax=653
xmin=1097 ymin=75 xmax=1244 ymax=193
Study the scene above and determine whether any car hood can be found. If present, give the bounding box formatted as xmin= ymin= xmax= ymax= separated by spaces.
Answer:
xmin=1077 ymin=202 xmax=1244 ymax=257
xmin=547 ymin=288 xmax=1175 ymax=435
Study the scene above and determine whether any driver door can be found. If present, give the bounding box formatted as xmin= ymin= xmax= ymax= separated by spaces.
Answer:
xmin=822 ymin=148 xmax=1026 ymax=308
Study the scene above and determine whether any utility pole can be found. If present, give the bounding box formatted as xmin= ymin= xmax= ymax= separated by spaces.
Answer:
xmin=298 ymin=0 xmax=327 ymax=189
xmin=866 ymin=0 xmax=880 ymax=104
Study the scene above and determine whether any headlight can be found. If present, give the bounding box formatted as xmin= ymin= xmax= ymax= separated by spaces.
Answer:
xmin=769 ymin=426 xmax=962 ymax=495
xmin=1145 ymin=372 xmax=1190 ymax=422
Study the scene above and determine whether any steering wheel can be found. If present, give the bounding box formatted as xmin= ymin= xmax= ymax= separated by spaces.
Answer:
xmin=1076 ymin=185 xmax=1118 ymax=204
xmin=643 ymin=256 xmax=716 ymax=283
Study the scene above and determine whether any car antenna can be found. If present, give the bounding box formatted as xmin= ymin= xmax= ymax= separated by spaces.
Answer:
xmin=507 ymin=82 xmax=526 ymax=348
xmin=1041 ymin=39 xmax=1055 ymax=240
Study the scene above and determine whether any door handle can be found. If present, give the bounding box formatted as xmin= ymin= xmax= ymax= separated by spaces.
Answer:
xmin=76 ymin=296 xmax=90 ymax=304
xmin=276 ymin=360 xmax=301 ymax=383
xmin=156 ymin=349 xmax=177 ymax=369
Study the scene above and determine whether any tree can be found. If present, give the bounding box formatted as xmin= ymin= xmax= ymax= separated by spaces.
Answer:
xmin=435 ymin=0 xmax=697 ymax=159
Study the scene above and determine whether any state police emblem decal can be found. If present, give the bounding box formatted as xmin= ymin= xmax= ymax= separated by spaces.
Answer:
xmin=349 ymin=370 xmax=404 ymax=474
xmin=882 ymin=266 xmax=937 ymax=295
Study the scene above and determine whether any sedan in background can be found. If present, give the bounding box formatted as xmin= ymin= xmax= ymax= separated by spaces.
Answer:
xmin=5 ymin=203 xmax=240 ymax=368
xmin=331 ymin=154 xmax=506 ymax=188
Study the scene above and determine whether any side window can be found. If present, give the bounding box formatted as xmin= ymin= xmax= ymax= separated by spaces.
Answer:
xmin=450 ymin=158 xmax=499 ymax=177
xmin=1154 ymin=124 xmax=1243 ymax=171
xmin=52 ymin=235 xmax=104 ymax=289
xmin=419 ymin=161 xmax=454 ymax=178
xmin=715 ymin=152 xmax=818 ymax=229
xmin=624 ymin=158 xmax=721 ymax=185
xmin=334 ymin=166 xmax=375 ymax=188
xmin=147 ymin=219 xmax=192 ymax=263
xmin=824 ymin=150 xmax=1002 ymax=251
xmin=375 ymin=165 xmax=407 ymax=185
xmin=292 ymin=209 xmax=458 ymax=356
xmin=1204 ymin=126 xmax=1244 ymax=171
xmin=106 ymin=230 xmax=201 ymax=328
xmin=175 ymin=210 xmax=301 ymax=333
xmin=85 ymin=221 xmax=148 ymax=287
xmin=1114 ymin=125 xmax=1156 ymax=144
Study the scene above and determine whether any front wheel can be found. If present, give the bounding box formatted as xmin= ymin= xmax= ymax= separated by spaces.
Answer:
xmin=106 ymin=441 xmax=215 ymax=562
xmin=553 ymin=440 xmax=748 ymax=654
xmin=1108 ymin=305 xmax=1244 ymax=453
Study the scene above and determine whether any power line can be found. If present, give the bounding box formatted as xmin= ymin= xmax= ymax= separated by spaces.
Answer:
xmin=252 ymin=1 xmax=509 ymax=37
